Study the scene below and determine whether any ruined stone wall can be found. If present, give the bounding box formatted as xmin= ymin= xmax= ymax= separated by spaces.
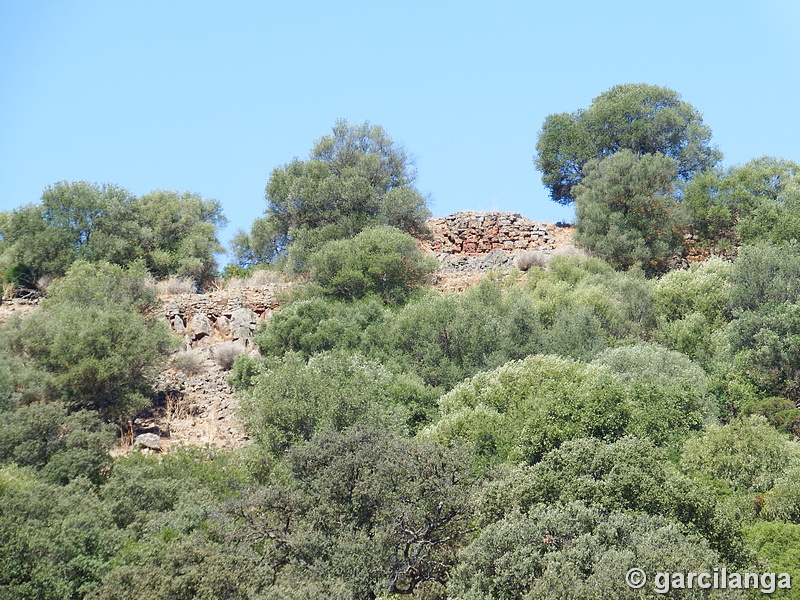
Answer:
xmin=421 ymin=211 xmax=572 ymax=255
xmin=161 ymin=284 xmax=290 ymax=346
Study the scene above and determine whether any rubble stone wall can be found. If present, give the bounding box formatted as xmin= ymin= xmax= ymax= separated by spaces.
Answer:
xmin=421 ymin=211 xmax=571 ymax=255
xmin=161 ymin=284 xmax=289 ymax=346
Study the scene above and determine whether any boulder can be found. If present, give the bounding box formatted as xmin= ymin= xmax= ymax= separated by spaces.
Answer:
xmin=188 ymin=313 xmax=213 ymax=340
xmin=134 ymin=433 xmax=162 ymax=450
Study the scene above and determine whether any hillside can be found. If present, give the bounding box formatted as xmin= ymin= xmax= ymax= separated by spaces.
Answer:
xmin=131 ymin=212 xmax=574 ymax=452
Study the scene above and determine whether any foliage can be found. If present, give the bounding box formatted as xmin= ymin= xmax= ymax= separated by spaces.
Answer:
xmin=0 ymin=181 xmax=226 ymax=287
xmin=535 ymin=83 xmax=721 ymax=204
xmin=680 ymin=416 xmax=800 ymax=493
xmin=452 ymin=502 xmax=743 ymax=600
xmin=230 ymin=427 xmax=477 ymax=598
xmin=234 ymin=119 xmax=430 ymax=270
xmin=591 ymin=343 xmax=717 ymax=445
xmin=0 ymin=261 xmax=174 ymax=420
xmin=254 ymin=296 xmax=385 ymax=358
xmin=743 ymin=522 xmax=800 ymax=600
xmin=0 ymin=478 xmax=125 ymax=600
xmin=237 ymin=351 xmax=438 ymax=456
xmin=727 ymin=242 xmax=800 ymax=401
xmin=421 ymin=355 xmax=629 ymax=466
xmin=475 ymin=437 xmax=743 ymax=562
xmin=652 ymin=257 xmax=732 ymax=365
xmin=682 ymin=156 xmax=800 ymax=249
xmin=87 ymin=532 xmax=269 ymax=600
xmin=307 ymin=226 xmax=436 ymax=303
xmin=0 ymin=401 xmax=116 ymax=485
xmin=573 ymin=150 xmax=685 ymax=273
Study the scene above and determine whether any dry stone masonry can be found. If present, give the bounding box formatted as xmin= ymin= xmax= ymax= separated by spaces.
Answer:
xmin=421 ymin=211 xmax=574 ymax=273
xmin=421 ymin=211 xmax=570 ymax=255
xmin=162 ymin=284 xmax=289 ymax=347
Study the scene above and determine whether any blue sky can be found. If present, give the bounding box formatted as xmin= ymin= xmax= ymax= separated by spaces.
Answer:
xmin=1 ymin=1 xmax=798 ymax=261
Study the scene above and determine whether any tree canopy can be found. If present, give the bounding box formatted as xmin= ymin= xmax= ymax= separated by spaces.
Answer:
xmin=232 ymin=120 xmax=431 ymax=270
xmin=0 ymin=182 xmax=226 ymax=288
xmin=573 ymin=150 xmax=685 ymax=273
xmin=535 ymin=83 xmax=722 ymax=205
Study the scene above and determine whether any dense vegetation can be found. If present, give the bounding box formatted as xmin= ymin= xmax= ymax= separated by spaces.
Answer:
xmin=2 ymin=96 xmax=800 ymax=598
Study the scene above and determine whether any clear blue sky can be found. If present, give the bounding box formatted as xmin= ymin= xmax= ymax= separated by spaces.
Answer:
xmin=2 ymin=0 xmax=798 ymax=260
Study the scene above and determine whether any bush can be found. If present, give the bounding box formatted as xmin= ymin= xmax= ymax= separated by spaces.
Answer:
xmin=171 ymin=349 xmax=205 ymax=375
xmin=681 ymin=416 xmax=800 ymax=493
xmin=592 ymin=343 xmax=717 ymax=445
xmin=514 ymin=250 xmax=549 ymax=271
xmin=421 ymin=355 xmax=629 ymax=466
xmin=475 ymin=437 xmax=742 ymax=562
xmin=728 ymin=242 xmax=800 ymax=400
xmin=155 ymin=276 xmax=196 ymax=295
xmin=210 ymin=342 xmax=245 ymax=371
xmin=573 ymin=150 xmax=685 ymax=274
xmin=306 ymin=226 xmax=436 ymax=304
xmin=0 ymin=262 xmax=174 ymax=420
xmin=237 ymin=351 xmax=438 ymax=456
xmin=255 ymin=296 xmax=384 ymax=359
xmin=0 ymin=402 xmax=116 ymax=485
xmin=452 ymin=503 xmax=741 ymax=600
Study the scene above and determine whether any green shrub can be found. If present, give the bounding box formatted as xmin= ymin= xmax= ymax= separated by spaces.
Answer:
xmin=238 ymin=351 xmax=437 ymax=456
xmin=592 ymin=343 xmax=717 ymax=445
xmin=421 ymin=355 xmax=629 ymax=466
xmin=0 ymin=402 xmax=116 ymax=485
xmin=255 ymin=296 xmax=384 ymax=358
xmin=306 ymin=225 xmax=436 ymax=304
xmin=573 ymin=150 xmax=685 ymax=273
xmin=475 ymin=437 xmax=742 ymax=562
xmin=0 ymin=262 xmax=174 ymax=420
xmin=452 ymin=502 xmax=741 ymax=600
xmin=680 ymin=416 xmax=800 ymax=493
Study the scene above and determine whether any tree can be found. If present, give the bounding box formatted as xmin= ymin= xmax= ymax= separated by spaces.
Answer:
xmin=0 ymin=181 xmax=227 ymax=287
xmin=421 ymin=355 xmax=629 ymax=466
xmin=452 ymin=503 xmax=743 ymax=600
xmin=0 ymin=261 xmax=173 ymax=420
xmin=306 ymin=226 xmax=436 ymax=304
xmin=573 ymin=150 xmax=685 ymax=273
xmin=680 ymin=415 xmax=800 ymax=493
xmin=132 ymin=190 xmax=227 ymax=285
xmin=230 ymin=427 xmax=477 ymax=598
xmin=475 ymin=437 xmax=742 ymax=560
xmin=236 ymin=351 xmax=437 ymax=456
xmin=233 ymin=120 xmax=431 ymax=270
xmin=682 ymin=156 xmax=800 ymax=249
xmin=535 ymin=83 xmax=721 ymax=205
xmin=727 ymin=242 xmax=800 ymax=401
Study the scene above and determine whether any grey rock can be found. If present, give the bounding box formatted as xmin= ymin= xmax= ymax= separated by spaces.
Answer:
xmin=188 ymin=313 xmax=213 ymax=340
xmin=171 ymin=315 xmax=186 ymax=333
xmin=215 ymin=314 xmax=231 ymax=335
xmin=230 ymin=307 xmax=257 ymax=330
xmin=134 ymin=433 xmax=162 ymax=450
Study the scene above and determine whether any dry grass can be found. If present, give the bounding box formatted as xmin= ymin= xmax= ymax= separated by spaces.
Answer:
xmin=156 ymin=276 xmax=196 ymax=295
xmin=550 ymin=245 xmax=590 ymax=261
xmin=224 ymin=269 xmax=286 ymax=289
xmin=164 ymin=390 xmax=192 ymax=422
xmin=211 ymin=341 xmax=245 ymax=370
xmin=171 ymin=349 xmax=206 ymax=375
xmin=514 ymin=250 xmax=550 ymax=271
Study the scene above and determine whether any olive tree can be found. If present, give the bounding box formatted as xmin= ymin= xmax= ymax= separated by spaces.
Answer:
xmin=535 ymin=83 xmax=721 ymax=205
